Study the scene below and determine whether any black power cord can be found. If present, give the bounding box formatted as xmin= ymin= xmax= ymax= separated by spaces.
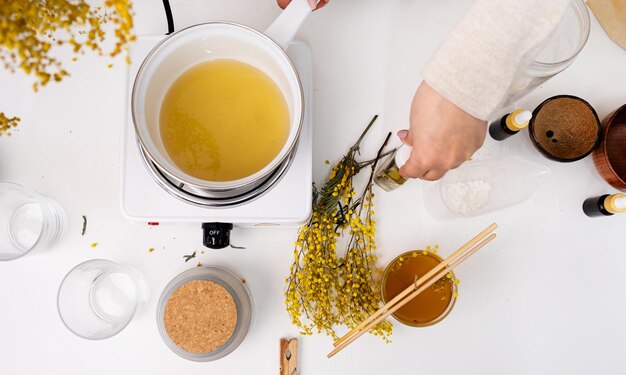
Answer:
xmin=162 ymin=0 xmax=175 ymax=35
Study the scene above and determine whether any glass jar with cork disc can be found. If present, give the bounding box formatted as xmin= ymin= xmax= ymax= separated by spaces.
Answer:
xmin=156 ymin=267 xmax=253 ymax=361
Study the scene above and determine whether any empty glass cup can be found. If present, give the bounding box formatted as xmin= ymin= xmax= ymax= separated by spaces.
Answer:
xmin=503 ymin=0 xmax=590 ymax=107
xmin=0 ymin=182 xmax=67 ymax=261
xmin=57 ymin=259 xmax=149 ymax=340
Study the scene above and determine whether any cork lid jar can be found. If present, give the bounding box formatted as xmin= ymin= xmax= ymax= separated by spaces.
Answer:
xmin=157 ymin=267 xmax=253 ymax=361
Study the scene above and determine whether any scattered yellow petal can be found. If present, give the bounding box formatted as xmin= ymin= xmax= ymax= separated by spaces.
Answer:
xmin=90 ymin=242 xmax=97 ymax=248
xmin=148 ymin=247 xmax=154 ymax=253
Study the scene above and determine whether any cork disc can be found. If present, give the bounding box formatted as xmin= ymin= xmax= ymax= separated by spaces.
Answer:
xmin=164 ymin=280 xmax=238 ymax=353
xmin=530 ymin=96 xmax=601 ymax=162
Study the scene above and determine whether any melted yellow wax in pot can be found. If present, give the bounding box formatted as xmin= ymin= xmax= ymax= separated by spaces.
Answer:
xmin=160 ymin=59 xmax=290 ymax=181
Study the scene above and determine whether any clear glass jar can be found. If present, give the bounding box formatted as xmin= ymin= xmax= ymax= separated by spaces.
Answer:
xmin=57 ymin=259 xmax=149 ymax=340
xmin=503 ymin=0 xmax=590 ymax=107
xmin=0 ymin=182 xmax=66 ymax=261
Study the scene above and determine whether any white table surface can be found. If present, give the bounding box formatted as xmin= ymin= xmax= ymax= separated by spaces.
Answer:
xmin=1 ymin=1 xmax=626 ymax=374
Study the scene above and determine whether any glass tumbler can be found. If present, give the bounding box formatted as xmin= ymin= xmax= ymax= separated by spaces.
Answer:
xmin=57 ymin=259 xmax=149 ymax=340
xmin=503 ymin=0 xmax=590 ymax=107
xmin=0 ymin=182 xmax=67 ymax=261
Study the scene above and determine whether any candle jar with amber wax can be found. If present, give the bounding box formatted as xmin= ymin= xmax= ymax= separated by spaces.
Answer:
xmin=381 ymin=250 xmax=457 ymax=327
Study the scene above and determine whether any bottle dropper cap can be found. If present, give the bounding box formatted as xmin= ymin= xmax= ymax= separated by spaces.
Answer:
xmin=507 ymin=109 xmax=532 ymax=131
xmin=395 ymin=144 xmax=413 ymax=168
xmin=606 ymin=193 xmax=626 ymax=214
xmin=615 ymin=195 xmax=626 ymax=210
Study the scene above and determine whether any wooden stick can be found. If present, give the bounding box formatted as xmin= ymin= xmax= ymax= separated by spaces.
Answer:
xmin=327 ymin=233 xmax=496 ymax=359
xmin=332 ymin=223 xmax=497 ymax=348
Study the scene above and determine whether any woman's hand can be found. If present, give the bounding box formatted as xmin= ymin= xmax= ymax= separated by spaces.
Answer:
xmin=277 ymin=0 xmax=329 ymax=10
xmin=398 ymin=81 xmax=487 ymax=181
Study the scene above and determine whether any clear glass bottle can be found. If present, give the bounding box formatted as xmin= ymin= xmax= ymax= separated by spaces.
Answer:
xmin=423 ymin=156 xmax=551 ymax=218
xmin=374 ymin=145 xmax=412 ymax=192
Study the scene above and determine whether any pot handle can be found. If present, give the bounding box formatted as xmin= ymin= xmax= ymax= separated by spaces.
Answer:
xmin=265 ymin=0 xmax=317 ymax=50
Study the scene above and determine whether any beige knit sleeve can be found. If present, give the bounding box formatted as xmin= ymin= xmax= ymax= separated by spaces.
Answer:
xmin=423 ymin=0 xmax=571 ymax=120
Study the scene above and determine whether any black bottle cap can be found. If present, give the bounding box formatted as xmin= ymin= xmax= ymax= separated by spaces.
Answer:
xmin=202 ymin=222 xmax=233 ymax=249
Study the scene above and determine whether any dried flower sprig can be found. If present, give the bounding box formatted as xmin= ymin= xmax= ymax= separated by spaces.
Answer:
xmin=285 ymin=116 xmax=394 ymax=341
xmin=183 ymin=251 xmax=197 ymax=263
xmin=0 ymin=0 xmax=135 ymax=90
xmin=0 ymin=113 xmax=20 ymax=137
xmin=0 ymin=0 xmax=135 ymax=135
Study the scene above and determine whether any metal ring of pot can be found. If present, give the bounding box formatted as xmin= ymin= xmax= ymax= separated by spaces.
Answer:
xmin=137 ymin=140 xmax=299 ymax=208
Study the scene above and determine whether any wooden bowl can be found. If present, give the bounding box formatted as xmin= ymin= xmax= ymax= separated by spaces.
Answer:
xmin=529 ymin=95 xmax=602 ymax=162
xmin=592 ymin=104 xmax=626 ymax=191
